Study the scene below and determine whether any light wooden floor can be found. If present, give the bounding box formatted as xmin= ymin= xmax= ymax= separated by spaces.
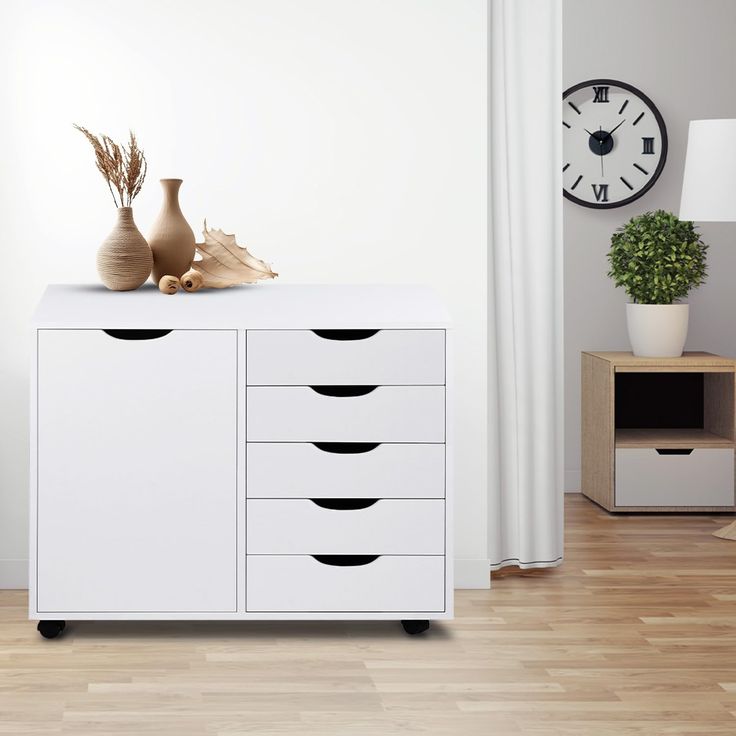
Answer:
xmin=2 ymin=494 xmax=736 ymax=735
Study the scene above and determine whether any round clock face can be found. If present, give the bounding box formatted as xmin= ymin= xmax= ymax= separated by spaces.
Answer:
xmin=563 ymin=79 xmax=667 ymax=208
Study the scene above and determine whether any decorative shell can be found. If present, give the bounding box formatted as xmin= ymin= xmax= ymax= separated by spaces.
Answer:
xmin=190 ymin=221 xmax=277 ymax=288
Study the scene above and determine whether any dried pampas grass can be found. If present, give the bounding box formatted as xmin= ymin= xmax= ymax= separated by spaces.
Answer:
xmin=74 ymin=124 xmax=148 ymax=207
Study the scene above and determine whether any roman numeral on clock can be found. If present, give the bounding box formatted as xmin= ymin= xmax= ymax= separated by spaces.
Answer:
xmin=642 ymin=137 xmax=655 ymax=154
xmin=593 ymin=86 xmax=609 ymax=103
xmin=592 ymin=183 xmax=609 ymax=202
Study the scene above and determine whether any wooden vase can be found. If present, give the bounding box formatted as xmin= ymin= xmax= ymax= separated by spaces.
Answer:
xmin=148 ymin=179 xmax=196 ymax=283
xmin=97 ymin=207 xmax=152 ymax=291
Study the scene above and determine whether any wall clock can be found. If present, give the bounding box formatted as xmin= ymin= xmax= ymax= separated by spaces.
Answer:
xmin=563 ymin=79 xmax=667 ymax=209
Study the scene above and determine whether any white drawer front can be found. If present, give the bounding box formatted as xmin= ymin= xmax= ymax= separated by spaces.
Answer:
xmin=247 ymin=442 xmax=444 ymax=498
xmin=247 ymin=499 xmax=444 ymax=554
xmin=615 ymin=448 xmax=734 ymax=507
xmin=246 ymin=555 xmax=445 ymax=612
xmin=247 ymin=386 xmax=445 ymax=442
xmin=247 ymin=329 xmax=444 ymax=386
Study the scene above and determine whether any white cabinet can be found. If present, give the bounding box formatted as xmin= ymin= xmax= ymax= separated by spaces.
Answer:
xmin=36 ymin=329 xmax=237 ymax=613
xmin=30 ymin=285 xmax=452 ymax=636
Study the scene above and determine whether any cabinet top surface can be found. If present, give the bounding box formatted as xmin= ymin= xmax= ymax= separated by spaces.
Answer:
xmin=584 ymin=350 xmax=736 ymax=367
xmin=33 ymin=283 xmax=450 ymax=329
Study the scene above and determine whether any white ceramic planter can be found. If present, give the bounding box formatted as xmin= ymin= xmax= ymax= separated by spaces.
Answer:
xmin=626 ymin=303 xmax=689 ymax=358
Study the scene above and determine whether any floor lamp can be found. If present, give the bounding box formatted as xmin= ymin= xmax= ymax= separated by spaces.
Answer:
xmin=680 ymin=119 xmax=736 ymax=540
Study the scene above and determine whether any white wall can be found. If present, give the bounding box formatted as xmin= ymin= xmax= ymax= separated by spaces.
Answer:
xmin=564 ymin=0 xmax=736 ymax=491
xmin=0 ymin=0 xmax=489 ymax=587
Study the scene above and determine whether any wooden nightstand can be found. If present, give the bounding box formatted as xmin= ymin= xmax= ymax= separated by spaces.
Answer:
xmin=581 ymin=351 xmax=736 ymax=512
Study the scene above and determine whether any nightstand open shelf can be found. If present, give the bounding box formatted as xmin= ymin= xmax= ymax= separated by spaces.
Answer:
xmin=582 ymin=351 xmax=736 ymax=512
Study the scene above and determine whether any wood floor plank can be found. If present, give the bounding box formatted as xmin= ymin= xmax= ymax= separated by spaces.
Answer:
xmin=1 ymin=495 xmax=736 ymax=734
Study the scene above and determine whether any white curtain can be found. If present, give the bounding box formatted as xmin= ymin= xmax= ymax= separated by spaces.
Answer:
xmin=488 ymin=0 xmax=564 ymax=569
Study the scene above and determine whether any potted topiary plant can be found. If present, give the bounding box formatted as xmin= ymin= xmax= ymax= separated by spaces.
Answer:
xmin=607 ymin=210 xmax=708 ymax=357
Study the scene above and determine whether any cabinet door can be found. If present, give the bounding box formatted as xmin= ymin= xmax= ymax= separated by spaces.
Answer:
xmin=36 ymin=329 xmax=237 ymax=613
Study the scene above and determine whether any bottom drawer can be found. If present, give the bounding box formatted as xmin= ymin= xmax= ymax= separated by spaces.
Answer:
xmin=246 ymin=555 xmax=445 ymax=612
xmin=615 ymin=448 xmax=734 ymax=507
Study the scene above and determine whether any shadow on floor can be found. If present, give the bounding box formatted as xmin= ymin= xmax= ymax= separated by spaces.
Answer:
xmin=58 ymin=619 xmax=453 ymax=641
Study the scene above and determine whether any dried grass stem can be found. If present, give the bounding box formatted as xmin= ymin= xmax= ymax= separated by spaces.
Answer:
xmin=74 ymin=124 xmax=147 ymax=207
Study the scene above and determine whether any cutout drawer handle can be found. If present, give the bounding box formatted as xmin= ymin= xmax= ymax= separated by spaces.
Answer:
xmin=311 ymin=555 xmax=379 ymax=567
xmin=311 ymin=499 xmax=379 ymax=510
xmin=655 ymin=448 xmax=694 ymax=455
xmin=312 ymin=442 xmax=380 ymax=454
xmin=310 ymin=385 xmax=377 ymax=397
xmin=103 ymin=329 xmax=172 ymax=340
xmin=312 ymin=329 xmax=379 ymax=341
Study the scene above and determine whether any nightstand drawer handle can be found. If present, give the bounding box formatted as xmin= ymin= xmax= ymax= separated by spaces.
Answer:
xmin=310 ymin=385 xmax=377 ymax=397
xmin=310 ymin=499 xmax=379 ymax=510
xmin=103 ymin=329 xmax=172 ymax=340
xmin=311 ymin=555 xmax=379 ymax=567
xmin=312 ymin=329 xmax=379 ymax=341
xmin=655 ymin=448 xmax=694 ymax=455
xmin=312 ymin=442 xmax=380 ymax=454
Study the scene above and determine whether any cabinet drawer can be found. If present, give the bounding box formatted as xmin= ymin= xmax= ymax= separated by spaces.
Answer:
xmin=246 ymin=555 xmax=445 ymax=612
xmin=247 ymin=442 xmax=444 ymax=498
xmin=247 ymin=329 xmax=444 ymax=386
xmin=615 ymin=448 xmax=734 ymax=507
xmin=247 ymin=499 xmax=444 ymax=554
xmin=246 ymin=386 xmax=445 ymax=442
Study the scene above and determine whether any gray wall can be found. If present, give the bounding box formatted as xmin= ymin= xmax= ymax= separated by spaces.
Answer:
xmin=564 ymin=0 xmax=736 ymax=490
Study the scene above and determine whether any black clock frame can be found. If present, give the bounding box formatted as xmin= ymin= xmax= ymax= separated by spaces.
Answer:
xmin=562 ymin=78 xmax=668 ymax=209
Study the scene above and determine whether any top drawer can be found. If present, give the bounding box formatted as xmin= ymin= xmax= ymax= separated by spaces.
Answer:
xmin=247 ymin=329 xmax=445 ymax=386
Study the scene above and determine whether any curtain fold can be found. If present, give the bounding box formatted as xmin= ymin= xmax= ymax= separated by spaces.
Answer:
xmin=488 ymin=0 xmax=564 ymax=569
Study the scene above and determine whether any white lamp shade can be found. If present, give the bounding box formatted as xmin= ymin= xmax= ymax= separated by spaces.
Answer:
xmin=680 ymin=119 xmax=736 ymax=222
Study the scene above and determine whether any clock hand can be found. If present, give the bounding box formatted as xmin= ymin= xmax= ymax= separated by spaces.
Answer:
xmin=605 ymin=118 xmax=626 ymax=139
xmin=585 ymin=126 xmax=605 ymax=164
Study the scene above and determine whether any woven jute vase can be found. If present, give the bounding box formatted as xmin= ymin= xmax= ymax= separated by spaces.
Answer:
xmin=97 ymin=207 xmax=153 ymax=291
xmin=148 ymin=178 xmax=196 ymax=284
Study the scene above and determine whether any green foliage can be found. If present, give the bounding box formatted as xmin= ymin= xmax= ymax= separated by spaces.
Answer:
xmin=607 ymin=210 xmax=708 ymax=304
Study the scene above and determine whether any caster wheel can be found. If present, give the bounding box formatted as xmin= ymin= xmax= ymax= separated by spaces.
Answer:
xmin=401 ymin=619 xmax=430 ymax=636
xmin=37 ymin=620 xmax=66 ymax=639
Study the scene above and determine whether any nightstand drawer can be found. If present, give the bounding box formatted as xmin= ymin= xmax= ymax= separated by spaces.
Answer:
xmin=615 ymin=448 xmax=734 ymax=507
xmin=247 ymin=329 xmax=444 ymax=386
xmin=246 ymin=386 xmax=445 ymax=442
xmin=247 ymin=499 xmax=444 ymax=554
xmin=247 ymin=442 xmax=445 ymax=498
xmin=246 ymin=555 xmax=445 ymax=612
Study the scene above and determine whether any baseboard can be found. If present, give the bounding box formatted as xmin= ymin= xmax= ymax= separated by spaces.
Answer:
xmin=3 ymin=558 xmax=492 ymax=592
xmin=0 ymin=559 xmax=28 ymax=589
xmin=565 ymin=469 xmax=581 ymax=492
xmin=454 ymin=558 xmax=491 ymax=589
